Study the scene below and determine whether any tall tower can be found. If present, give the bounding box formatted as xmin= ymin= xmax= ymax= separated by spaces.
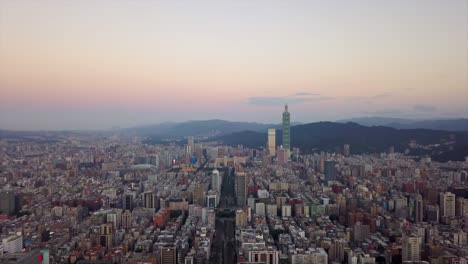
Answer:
xmin=211 ymin=169 xmax=221 ymax=193
xmin=282 ymin=104 xmax=290 ymax=151
xmin=268 ymin=128 xmax=276 ymax=156
xmin=235 ymin=172 xmax=247 ymax=206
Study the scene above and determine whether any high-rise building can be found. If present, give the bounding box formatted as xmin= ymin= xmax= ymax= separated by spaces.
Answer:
xmin=143 ymin=191 xmax=156 ymax=209
xmin=440 ymin=192 xmax=456 ymax=218
xmin=425 ymin=205 xmax=439 ymax=223
xmin=186 ymin=136 xmax=194 ymax=155
xmin=343 ymin=144 xmax=350 ymax=157
xmin=456 ymin=197 xmax=465 ymax=217
xmin=324 ymin=160 xmax=337 ymax=184
xmin=235 ymin=172 xmax=247 ymax=206
xmin=122 ymin=193 xmax=134 ymax=211
xmin=282 ymin=104 xmax=290 ymax=151
xmin=121 ymin=210 xmax=133 ymax=229
xmin=353 ymin=222 xmax=370 ymax=242
xmin=211 ymin=169 xmax=221 ymax=193
xmin=402 ymin=234 xmax=422 ymax=262
xmin=99 ymin=223 xmax=113 ymax=250
xmin=160 ymin=246 xmax=177 ymax=264
xmin=268 ymin=128 xmax=276 ymax=156
xmin=415 ymin=194 xmax=424 ymax=223
xmin=106 ymin=210 xmax=122 ymax=229
xmin=277 ymin=148 xmax=288 ymax=164
xmin=0 ymin=191 xmax=16 ymax=215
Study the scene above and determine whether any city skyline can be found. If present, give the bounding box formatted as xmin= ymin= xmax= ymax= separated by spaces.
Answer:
xmin=1 ymin=0 xmax=467 ymax=130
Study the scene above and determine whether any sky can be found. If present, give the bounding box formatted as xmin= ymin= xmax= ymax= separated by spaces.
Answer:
xmin=0 ymin=0 xmax=467 ymax=130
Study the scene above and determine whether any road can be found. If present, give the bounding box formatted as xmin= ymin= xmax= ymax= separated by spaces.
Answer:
xmin=211 ymin=168 xmax=236 ymax=264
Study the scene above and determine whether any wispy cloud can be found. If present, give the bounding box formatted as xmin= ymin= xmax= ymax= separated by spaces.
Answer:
xmin=364 ymin=109 xmax=406 ymax=116
xmin=248 ymin=96 xmax=333 ymax=106
xmin=413 ymin=104 xmax=437 ymax=112
xmin=294 ymin=92 xmax=320 ymax=96
xmin=372 ymin=93 xmax=391 ymax=99
xmin=349 ymin=93 xmax=391 ymax=101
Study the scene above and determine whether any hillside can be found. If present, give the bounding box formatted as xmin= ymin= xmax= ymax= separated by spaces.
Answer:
xmin=124 ymin=119 xmax=276 ymax=138
xmin=215 ymin=122 xmax=468 ymax=161
xmin=338 ymin=117 xmax=468 ymax=131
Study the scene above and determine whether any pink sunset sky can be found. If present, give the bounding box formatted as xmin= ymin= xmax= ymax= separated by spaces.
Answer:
xmin=0 ymin=1 xmax=467 ymax=130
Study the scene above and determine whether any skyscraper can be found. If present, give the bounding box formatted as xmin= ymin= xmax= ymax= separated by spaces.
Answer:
xmin=440 ymin=192 xmax=456 ymax=218
xmin=402 ymin=234 xmax=422 ymax=262
xmin=414 ymin=194 xmax=424 ymax=223
xmin=143 ymin=191 xmax=156 ymax=209
xmin=235 ymin=172 xmax=247 ymax=206
xmin=282 ymin=104 xmax=290 ymax=151
xmin=211 ymin=169 xmax=221 ymax=193
xmin=0 ymin=191 xmax=15 ymax=215
xmin=324 ymin=160 xmax=337 ymax=184
xmin=268 ymin=128 xmax=276 ymax=156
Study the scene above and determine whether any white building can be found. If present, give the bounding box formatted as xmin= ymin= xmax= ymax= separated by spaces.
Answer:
xmin=2 ymin=235 xmax=23 ymax=254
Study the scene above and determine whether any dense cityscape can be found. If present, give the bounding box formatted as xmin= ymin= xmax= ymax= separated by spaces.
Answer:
xmin=0 ymin=106 xmax=467 ymax=264
xmin=1 ymin=1 xmax=467 ymax=263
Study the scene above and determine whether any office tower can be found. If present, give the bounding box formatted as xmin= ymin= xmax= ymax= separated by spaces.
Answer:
xmin=235 ymin=172 xmax=247 ymax=206
xmin=282 ymin=104 xmax=291 ymax=151
xmin=343 ymin=144 xmax=350 ymax=157
xmin=277 ymin=148 xmax=288 ymax=164
xmin=186 ymin=136 xmax=194 ymax=155
xmin=0 ymin=191 xmax=16 ymax=215
xmin=415 ymin=194 xmax=424 ymax=223
xmin=440 ymin=192 xmax=456 ymax=217
xmin=456 ymin=197 xmax=465 ymax=217
xmin=122 ymin=193 xmax=134 ymax=211
xmin=121 ymin=210 xmax=133 ymax=229
xmin=106 ymin=210 xmax=122 ymax=229
xmin=402 ymin=234 xmax=422 ymax=262
xmin=143 ymin=191 xmax=156 ymax=209
xmin=211 ymin=169 xmax=221 ymax=193
xmin=426 ymin=205 xmax=439 ymax=223
xmin=282 ymin=205 xmax=292 ymax=217
xmin=99 ymin=223 xmax=113 ymax=250
xmin=161 ymin=246 xmax=177 ymax=264
xmin=268 ymin=128 xmax=276 ymax=156
xmin=324 ymin=160 xmax=337 ymax=184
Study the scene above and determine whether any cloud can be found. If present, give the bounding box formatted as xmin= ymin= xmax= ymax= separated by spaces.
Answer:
xmin=248 ymin=96 xmax=333 ymax=106
xmin=364 ymin=109 xmax=406 ymax=116
xmin=294 ymin=92 xmax=320 ymax=96
xmin=413 ymin=105 xmax=437 ymax=112
xmin=349 ymin=93 xmax=391 ymax=101
xmin=372 ymin=93 xmax=391 ymax=99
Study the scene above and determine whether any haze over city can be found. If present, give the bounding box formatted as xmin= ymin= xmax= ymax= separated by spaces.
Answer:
xmin=1 ymin=0 xmax=467 ymax=130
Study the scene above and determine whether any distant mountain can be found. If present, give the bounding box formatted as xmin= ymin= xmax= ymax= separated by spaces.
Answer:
xmin=124 ymin=119 xmax=278 ymax=138
xmin=214 ymin=122 xmax=468 ymax=162
xmin=338 ymin=117 xmax=468 ymax=131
